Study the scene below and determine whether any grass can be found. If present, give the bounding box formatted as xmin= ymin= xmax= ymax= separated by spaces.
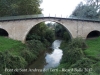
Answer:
xmin=84 ymin=37 xmax=100 ymax=60
xmin=0 ymin=36 xmax=26 ymax=55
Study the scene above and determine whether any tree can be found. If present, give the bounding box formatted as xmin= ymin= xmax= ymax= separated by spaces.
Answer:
xmin=71 ymin=0 xmax=100 ymax=19
xmin=17 ymin=0 xmax=42 ymax=15
xmin=26 ymin=22 xmax=55 ymax=47
xmin=0 ymin=0 xmax=42 ymax=17
xmin=54 ymin=23 xmax=65 ymax=38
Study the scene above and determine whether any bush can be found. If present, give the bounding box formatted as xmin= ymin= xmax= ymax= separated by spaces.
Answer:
xmin=27 ymin=40 xmax=46 ymax=54
xmin=93 ymin=62 xmax=100 ymax=74
xmin=70 ymin=58 xmax=94 ymax=68
xmin=61 ymin=47 xmax=83 ymax=64
xmin=45 ymin=29 xmax=55 ymax=43
xmin=68 ymin=37 xmax=87 ymax=50
xmin=61 ymin=38 xmax=87 ymax=64
xmin=63 ymin=32 xmax=71 ymax=42
xmin=43 ymin=39 xmax=51 ymax=47
xmin=21 ymin=49 xmax=37 ymax=63
xmin=0 ymin=51 xmax=27 ymax=75
xmin=26 ymin=34 xmax=41 ymax=40
xmin=69 ymin=58 xmax=95 ymax=75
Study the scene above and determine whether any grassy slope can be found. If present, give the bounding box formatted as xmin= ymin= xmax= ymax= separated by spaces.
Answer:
xmin=84 ymin=37 xmax=100 ymax=60
xmin=0 ymin=36 xmax=25 ymax=55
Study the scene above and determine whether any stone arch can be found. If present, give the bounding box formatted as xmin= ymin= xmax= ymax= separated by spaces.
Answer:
xmin=0 ymin=28 xmax=9 ymax=37
xmin=86 ymin=30 xmax=100 ymax=39
xmin=24 ymin=20 xmax=73 ymax=42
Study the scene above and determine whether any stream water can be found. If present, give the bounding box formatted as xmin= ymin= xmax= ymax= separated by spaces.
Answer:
xmin=22 ymin=40 xmax=63 ymax=75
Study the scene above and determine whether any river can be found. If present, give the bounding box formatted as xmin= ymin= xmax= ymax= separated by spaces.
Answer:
xmin=21 ymin=40 xmax=63 ymax=75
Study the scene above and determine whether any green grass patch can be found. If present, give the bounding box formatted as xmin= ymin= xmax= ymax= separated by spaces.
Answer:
xmin=84 ymin=37 xmax=100 ymax=60
xmin=0 ymin=36 xmax=25 ymax=55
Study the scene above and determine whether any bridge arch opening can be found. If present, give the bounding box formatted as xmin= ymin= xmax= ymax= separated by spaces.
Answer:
xmin=0 ymin=28 xmax=8 ymax=37
xmin=87 ymin=30 xmax=100 ymax=39
xmin=25 ymin=21 xmax=72 ymax=42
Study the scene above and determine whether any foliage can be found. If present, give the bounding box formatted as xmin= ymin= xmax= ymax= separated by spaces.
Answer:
xmin=46 ymin=37 xmax=100 ymax=75
xmin=61 ymin=38 xmax=87 ymax=64
xmin=26 ymin=22 xmax=55 ymax=47
xmin=93 ymin=62 xmax=100 ymax=74
xmin=59 ymin=37 xmax=100 ymax=75
xmin=0 ymin=51 xmax=27 ymax=75
xmin=61 ymin=47 xmax=83 ymax=64
xmin=0 ymin=37 xmax=46 ymax=75
xmin=63 ymin=32 xmax=71 ymax=42
xmin=21 ymin=49 xmax=37 ymax=63
xmin=45 ymin=29 xmax=55 ymax=43
xmin=54 ymin=22 xmax=71 ymax=42
xmin=27 ymin=34 xmax=41 ymax=40
xmin=69 ymin=58 xmax=95 ymax=74
xmin=68 ymin=38 xmax=87 ymax=50
xmin=71 ymin=0 xmax=100 ymax=19
xmin=0 ymin=0 xmax=42 ymax=17
xmin=27 ymin=22 xmax=48 ymax=38
xmin=26 ymin=39 xmax=46 ymax=54
xmin=54 ymin=23 xmax=66 ymax=38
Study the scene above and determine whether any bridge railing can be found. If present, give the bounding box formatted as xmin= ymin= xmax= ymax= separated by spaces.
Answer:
xmin=0 ymin=14 xmax=44 ymax=21
xmin=0 ymin=14 xmax=100 ymax=22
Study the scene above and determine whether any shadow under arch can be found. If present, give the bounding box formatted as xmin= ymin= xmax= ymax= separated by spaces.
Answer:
xmin=0 ymin=28 xmax=9 ymax=37
xmin=86 ymin=30 xmax=100 ymax=39
xmin=25 ymin=20 xmax=73 ymax=42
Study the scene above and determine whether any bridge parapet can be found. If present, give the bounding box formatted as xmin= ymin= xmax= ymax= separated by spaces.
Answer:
xmin=0 ymin=14 xmax=100 ymax=43
xmin=0 ymin=14 xmax=100 ymax=22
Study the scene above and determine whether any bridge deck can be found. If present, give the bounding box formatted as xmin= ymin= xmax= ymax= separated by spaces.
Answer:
xmin=0 ymin=15 xmax=100 ymax=22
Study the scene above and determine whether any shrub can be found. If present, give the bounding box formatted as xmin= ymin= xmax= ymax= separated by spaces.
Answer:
xmin=27 ymin=40 xmax=46 ymax=54
xmin=0 ymin=51 xmax=27 ymax=75
xmin=61 ymin=38 xmax=87 ymax=64
xmin=70 ymin=58 xmax=94 ymax=68
xmin=21 ymin=49 xmax=37 ymax=63
xmin=61 ymin=47 xmax=83 ymax=64
xmin=45 ymin=29 xmax=55 ymax=43
xmin=68 ymin=37 xmax=87 ymax=50
xmin=93 ymin=62 xmax=100 ymax=74
xmin=69 ymin=58 xmax=95 ymax=75
xmin=26 ymin=34 xmax=41 ymax=40
xmin=63 ymin=32 xmax=71 ymax=42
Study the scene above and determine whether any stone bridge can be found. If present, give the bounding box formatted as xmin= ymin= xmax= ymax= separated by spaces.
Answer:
xmin=0 ymin=15 xmax=100 ymax=43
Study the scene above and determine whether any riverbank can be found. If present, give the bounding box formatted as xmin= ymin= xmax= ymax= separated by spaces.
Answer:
xmin=0 ymin=37 xmax=46 ymax=75
xmin=60 ymin=37 xmax=100 ymax=75
xmin=1 ymin=36 xmax=100 ymax=75
xmin=44 ymin=37 xmax=100 ymax=75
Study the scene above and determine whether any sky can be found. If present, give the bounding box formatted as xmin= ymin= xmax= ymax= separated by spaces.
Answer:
xmin=40 ymin=0 xmax=84 ymax=17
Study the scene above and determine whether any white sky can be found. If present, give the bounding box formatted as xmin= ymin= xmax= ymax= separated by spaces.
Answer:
xmin=40 ymin=0 xmax=84 ymax=17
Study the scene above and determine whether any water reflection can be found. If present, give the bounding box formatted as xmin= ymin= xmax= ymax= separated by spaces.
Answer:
xmin=44 ymin=40 xmax=63 ymax=69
